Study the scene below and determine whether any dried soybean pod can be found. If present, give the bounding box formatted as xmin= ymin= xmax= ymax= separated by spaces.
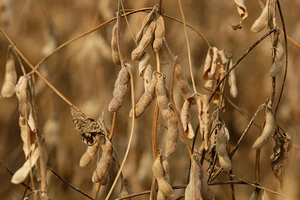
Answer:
xmin=270 ymin=42 xmax=284 ymax=77
xmin=196 ymin=93 xmax=211 ymax=150
xmin=15 ymin=76 xmax=30 ymax=117
xmin=1 ymin=49 xmax=17 ymax=98
xmin=111 ymin=22 xmax=121 ymax=65
xmin=153 ymin=14 xmax=165 ymax=51
xmin=228 ymin=59 xmax=238 ymax=98
xmin=131 ymin=20 xmax=156 ymax=61
xmin=253 ymin=106 xmax=276 ymax=149
xmin=155 ymin=72 xmax=169 ymax=111
xmin=210 ymin=47 xmax=219 ymax=76
xmin=174 ymin=61 xmax=193 ymax=99
xmin=138 ymin=52 xmax=150 ymax=77
xmin=92 ymin=137 xmax=113 ymax=183
xmin=216 ymin=124 xmax=232 ymax=172
xmin=165 ymin=113 xmax=179 ymax=158
xmin=203 ymin=48 xmax=214 ymax=88
xmin=181 ymin=96 xmax=195 ymax=139
xmin=108 ymin=63 xmax=131 ymax=112
xmin=130 ymin=75 xmax=157 ymax=118
xmin=250 ymin=0 xmax=269 ymax=33
xmin=152 ymin=151 xmax=173 ymax=198
xmin=79 ymin=135 xmax=101 ymax=167
xmin=135 ymin=5 xmax=158 ymax=44
xmin=185 ymin=155 xmax=202 ymax=200
xmin=143 ymin=64 xmax=153 ymax=90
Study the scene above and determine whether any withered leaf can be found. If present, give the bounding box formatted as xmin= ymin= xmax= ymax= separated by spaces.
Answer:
xmin=70 ymin=105 xmax=104 ymax=146
xmin=270 ymin=127 xmax=291 ymax=188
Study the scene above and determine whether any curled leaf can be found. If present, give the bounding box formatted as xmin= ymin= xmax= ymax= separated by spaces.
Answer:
xmin=270 ymin=127 xmax=291 ymax=188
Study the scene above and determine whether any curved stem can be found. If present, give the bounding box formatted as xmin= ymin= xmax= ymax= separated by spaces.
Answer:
xmin=177 ymin=0 xmax=197 ymax=93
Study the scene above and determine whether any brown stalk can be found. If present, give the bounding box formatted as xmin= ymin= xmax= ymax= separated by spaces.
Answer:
xmin=275 ymin=1 xmax=288 ymax=115
xmin=150 ymin=102 xmax=159 ymax=200
xmin=177 ymin=0 xmax=197 ymax=93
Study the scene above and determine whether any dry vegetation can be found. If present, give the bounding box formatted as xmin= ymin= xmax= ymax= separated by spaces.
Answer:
xmin=0 ymin=0 xmax=300 ymax=199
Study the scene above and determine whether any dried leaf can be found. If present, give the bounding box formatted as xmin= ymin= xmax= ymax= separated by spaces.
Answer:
xmin=70 ymin=105 xmax=104 ymax=145
xmin=234 ymin=0 xmax=248 ymax=21
xmin=270 ymin=127 xmax=291 ymax=188
xmin=11 ymin=147 xmax=40 ymax=184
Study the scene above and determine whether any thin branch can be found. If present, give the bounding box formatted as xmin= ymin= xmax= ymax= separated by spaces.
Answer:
xmin=275 ymin=1 xmax=288 ymax=115
xmin=47 ymin=167 xmax=93 ymax=200
xmin=177 ymin=0 xmax=197 ymax=93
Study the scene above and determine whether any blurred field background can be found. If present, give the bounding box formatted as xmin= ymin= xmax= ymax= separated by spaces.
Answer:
xmin=0 ymin=0 xmax=300 ymax=199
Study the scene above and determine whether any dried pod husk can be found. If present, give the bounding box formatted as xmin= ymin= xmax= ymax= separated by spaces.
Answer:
xmin=19 ymin=115 xmax=36 ymax=158
xmin=234 ymin=0 xmax=248 ymax=21
xmin=152 ymin=152 xmax=174 ymax=198
xmin=250 ymin=0 xmax=269 ymax=33
xmin=253 ymin=106 xmax=276 ymax=149
xmin=15 ymin=76 xmax=30 ymax=117
xmin=210 ymin=47 xmax=219 ymax=76
xmin=111 ymin=22 xmax=121 ymax=65
xmin=11 ymin=147 xmax=40 ymax=184
xmin=186 ymin=154 xmax=215 ymax=200
xmin=153 ymin=14 xmax=165 ymax=51
xmin=27 ymin=105 xmax=36 ymax=132
xmin=270 ymin=42 xmax=284 ymax=77
xmin=155 ymin=72 xmax=171 ymax=117
xmin=216 ymin=124 xmax=232 ymax=172
xmin=165 ymin=112 xmax=179 ymax=158
xmin=196 ymin=94 xmax=211 ymax=150
xmin=92 ymin=138 xmax=113 ymax=184
xmin=181 ymin=96 xmax=195 ymax=139
xmin=203 ymin=48 xmax=213 ymax=85
xmin=267 ymin=0 xmax=277 ymax=30
xmin=174 ymin=61 xmax=193 ymax=99
xmin=119 ymin=179 xmax=131 ymax=199
xmin=138 ymin=52 xmax=150 ymax=77
xmin=1 ymin=51 xmax=17 ymax=98
xmin=162 ymin=158 xmax=170 ymax=183
xmin=80 ymin=135 xmax=101 ymax=167
xmin=143 ymin=64 xmax=153 ymax=90
xmin=132 ymin=20 xmax=156 ymax=61
xmin=228 ymin=59 xmax=238 ymax=98
xmin=185 ymin=155 xmax=202 ymax=200
xmin=135 ymin=5 xmax=158 ymax=44
xmin=108 ymin=64 xmax=131 ymax=112
xmin=130 ymin=75 xmax=157 ymax=118
xmin=92 ymin=171 xmax=109 ymax=185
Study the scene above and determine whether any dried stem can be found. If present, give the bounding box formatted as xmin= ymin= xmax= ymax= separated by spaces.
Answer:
xmin=150 ymin=102 xmax=159 ymax=200
xmin=275 ymin=1 xmax=288 ymax=115
xmin=47 ymin=167 xmax=93 ymax=200
xmin=177 ymin=0 xmax=197 ymax=93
